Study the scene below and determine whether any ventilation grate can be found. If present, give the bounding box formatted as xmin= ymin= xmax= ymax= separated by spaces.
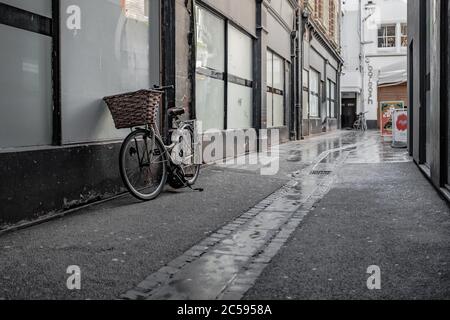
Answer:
xmin=310 ymin=170 xmax=332 ymax=176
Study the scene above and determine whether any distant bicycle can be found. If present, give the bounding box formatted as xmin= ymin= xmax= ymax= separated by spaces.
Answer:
xmin=353 ymin=111 xmax=368 ymax=132
xmin=104 ymin=85 xmax=201 ymax=201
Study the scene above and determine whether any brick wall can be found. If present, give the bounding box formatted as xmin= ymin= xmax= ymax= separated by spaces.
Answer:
xmin=300 ymin=0 xmax=340 ymax=50
xmin=377 ymin=82 xmax=408 ymax=125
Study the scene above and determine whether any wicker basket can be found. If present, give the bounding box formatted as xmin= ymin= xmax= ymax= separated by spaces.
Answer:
xmin=103 ymin=89 xmax=162 ymax=129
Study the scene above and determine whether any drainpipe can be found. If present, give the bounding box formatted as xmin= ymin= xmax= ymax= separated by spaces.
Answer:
xmin=293 ymin=9 xmax=301 ymax=140
xmin=299 ymin=8 xmax=310 ymax=140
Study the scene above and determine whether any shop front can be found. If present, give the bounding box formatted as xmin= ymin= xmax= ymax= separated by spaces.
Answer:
xmin=0 ymin=0 xmax=161 ymax=226
xmin=302 ymin=29 xmax=342 ymax=136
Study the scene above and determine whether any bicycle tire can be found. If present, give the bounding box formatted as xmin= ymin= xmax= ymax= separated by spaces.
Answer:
xmin=119 ymin=129 xmax=168 ymax=201
xmin=169 ymin=124 xmax=201 ymax=187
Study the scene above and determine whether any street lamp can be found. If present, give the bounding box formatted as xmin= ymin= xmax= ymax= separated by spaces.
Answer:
xmin=363 ymin=1 xmax=376 ymax=22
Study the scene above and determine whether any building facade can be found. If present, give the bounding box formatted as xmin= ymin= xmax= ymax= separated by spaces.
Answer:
xmin=0 ymin=0 xmax=342 ymax=226
xmin=299 ymin=0 xmax=343 ymax=136
xmin=341 ymin=0 xmax=407 ymax=130
xmin=408 ymin=0 xmax=450 ymax=202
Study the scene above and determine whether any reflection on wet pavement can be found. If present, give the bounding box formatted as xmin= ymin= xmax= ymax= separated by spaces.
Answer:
xmin=120 ymin=130 xmax=412 ymax=300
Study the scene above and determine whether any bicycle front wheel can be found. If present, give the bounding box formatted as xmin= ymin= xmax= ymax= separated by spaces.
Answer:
xmin=119 ymin=129 xmax=167 ymax=201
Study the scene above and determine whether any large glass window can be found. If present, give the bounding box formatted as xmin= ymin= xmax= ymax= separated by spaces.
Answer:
xmin=266 ymin=50 xmax=285 ymax=128
xmin=327 ymin=80 xmax=336 ymax=118
xmin=61 ymin=0 xmax=154 ymax=144
xmin=401 ymin=23 xmax=408 ymax=47
xmin=195 ymin=6 xmax=254 ymax=131
xmin=195 ymin=6 xmax=225 ymax=131
xmin=378 ymin=24 xmax=396 ymax=48
xmin=309 ymin=69 xmax=320 ymax=118
xmin=302 ymin=69 xmax=310 ymax=119
xmin=227 ymin=25 xmax=253 ymax=129
xmin=0 ymin=1 xmax=53 ymax=148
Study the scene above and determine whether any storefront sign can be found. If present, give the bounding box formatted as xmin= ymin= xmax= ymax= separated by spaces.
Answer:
xmin=366 ymin=58 xmax=374 ymax=105
xmin=380 ymin=101 xmax=404 ymax=136
xmin=392 ymin=109 xmax=408 ymax=147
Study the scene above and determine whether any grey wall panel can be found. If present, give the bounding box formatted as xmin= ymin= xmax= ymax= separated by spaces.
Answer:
xmin=311 ymin=37 xmax=339 ymax=69
xmin=268 ymin=0 xmax=295 ymax=29
xmin=267 ymin=12 xmax=291 ymax=61
xmin=60 ymin=0 xmax=159 ymax=144
xmin=309 ymin=48 xmax=325 ymax=79
xmin=200 ymin=0 xmax=256 ymax=36
xmin=1 ymin=0 xmax=52 ymax=17
xmin=327 ymin=64 xmax=337 ymax=82
xmin=0 ymin=24 xmax=52 ymax=148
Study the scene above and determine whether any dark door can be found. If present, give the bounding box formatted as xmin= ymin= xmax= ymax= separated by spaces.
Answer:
xmin=342 ymin=98 xmax=357 ymax=129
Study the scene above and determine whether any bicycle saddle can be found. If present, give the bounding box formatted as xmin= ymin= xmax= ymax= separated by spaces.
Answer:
xmin=168 ymin=108 xmax=185 ymax=117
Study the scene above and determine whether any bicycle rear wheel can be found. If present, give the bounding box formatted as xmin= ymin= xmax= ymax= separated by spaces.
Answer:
xmin=119 ymin=129 xmax=167 ymax=201
xmin=178 ymin=124 xmax=201 ymax=186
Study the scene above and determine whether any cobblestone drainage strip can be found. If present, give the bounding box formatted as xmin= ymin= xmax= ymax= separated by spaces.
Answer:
xmin=120 ymin=150 xmax=351 ymax=300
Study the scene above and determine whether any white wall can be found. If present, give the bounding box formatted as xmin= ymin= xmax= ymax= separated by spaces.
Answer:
xmin=362 ymin=0 xmax=407 ymax=121
xmin=341 ymin=0 xmax=362 ymax=95
xmin=341 ymin=0 xmax=364 ymax=116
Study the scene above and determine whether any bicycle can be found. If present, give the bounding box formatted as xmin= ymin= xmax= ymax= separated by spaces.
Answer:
xmin=104 ymin=85 xmax=201 ymax=201
xmin=353 ymin=111 xmax=368 ymax=132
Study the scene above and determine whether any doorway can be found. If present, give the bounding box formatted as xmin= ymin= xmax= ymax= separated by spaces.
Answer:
xmin=342 ymin=97 xmax=357 ymax=129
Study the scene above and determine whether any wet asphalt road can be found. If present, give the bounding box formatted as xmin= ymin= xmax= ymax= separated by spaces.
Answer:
xmin=0 ymin=130 xmax=448 ymax=300
xmin=245 ymin=162 xmax=450 ymax=300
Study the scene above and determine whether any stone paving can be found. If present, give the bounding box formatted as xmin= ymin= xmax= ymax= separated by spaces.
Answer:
xmin=0 ymin=130 xmax=415 ymax=300
xmin=120 ymin=141 xmax=360 ymax=300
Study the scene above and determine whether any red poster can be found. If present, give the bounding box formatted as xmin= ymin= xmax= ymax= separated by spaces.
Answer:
xmin=380 ymin=101 xmax=405 ymax=136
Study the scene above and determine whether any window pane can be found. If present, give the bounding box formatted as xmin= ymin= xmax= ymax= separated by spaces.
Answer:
xmin=227 ymin=83 xmax=252 ymax=129
xmin=310 ymin=69 xmax=319 ymax=94
xmin=273 ymin=54 xmax=284 ymax=90
xmin=386 ymin=25 xmax=396 ymax=36
xmin=326 ymin=81 xmax=330 ymax=100
xmin=267 ymin=51 xmax=273 ymax=88
xmin=196 ymin=74 xmax=225 ymax=131
xmin=273 ymin=94 xmax=284 ymax=127
xmin=331 ymin=82 xmax=335 ymax=99
xmin=401 ymin=24 xmax=407 ymax=35
xmin=60 ymin=0 xmax=152 ymax=144
xmin=378 ymin=28 xmax=384 ymax=37
xmin=228 ymin=25 xmax=252 ymax=80
xmin=267 ymin=92 xmax=273 ymax=128
xmin=309 ymin=70 xmax=319 ymax=118
xmin=302 ymin=69 xmax=309 ymax=88
xmin=302 ymin=89 xmax=309 ymax=118
xmin=310 ymin=95 xmax=319 ymax=117
xmin=196 ymin=6 xmax=225 ymax=72
xmin=0 ymin=24 xmax=52 ymax=148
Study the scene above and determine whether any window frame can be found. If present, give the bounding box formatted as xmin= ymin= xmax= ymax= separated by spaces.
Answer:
xmin=401 ymin=23 xmax=408 ymax=47
xmin=377 ymin=24 xmax=397 ymax=48
xmin=327 ymin=79 xmax=336 ymax=119
xmin=309 ymin=69 xmax=320 ymax=118
xmin=266 ymin=48 xmax=286 ymax=128
xmin=0 ymin=0 xmax=60 ymax=148
xmin=302 ymin=69 xmax=310 ymax=119
xmin=194 ymin=3 xmax=255 ymax=131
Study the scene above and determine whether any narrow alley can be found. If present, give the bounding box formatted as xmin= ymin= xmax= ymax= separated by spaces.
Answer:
xmin=1 ymin=131 xmax=448 ymax=300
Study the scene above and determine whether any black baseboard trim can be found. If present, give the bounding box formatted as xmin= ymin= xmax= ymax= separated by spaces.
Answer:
xmin=0 ymin=142 xmax=125 ymax=227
